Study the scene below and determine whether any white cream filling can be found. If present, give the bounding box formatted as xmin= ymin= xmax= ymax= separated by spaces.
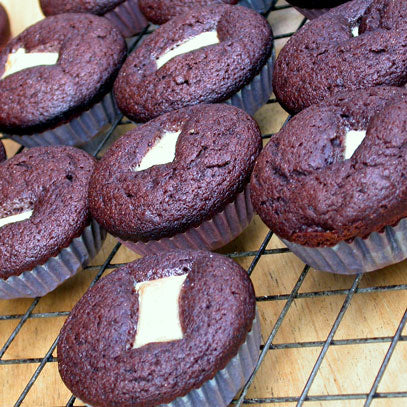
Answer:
xmin=133 ymin=130 xmax=181 ymax=172
xmin=1 ymin=48 xmax=59 ymax=79
xmin=133 ymin=273 xmax=188 ymax=349
xmin=343 ymin=129 xmax=366 ymax=159
xmin=156 ymin=31 xmax=219 ymax=69
xmin=0 ymin=209 xmax=33 ymax=228
xmin=351 ymin=25 xmax=360 ymax=37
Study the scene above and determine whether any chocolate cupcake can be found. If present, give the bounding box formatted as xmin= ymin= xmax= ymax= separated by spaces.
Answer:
xmin=286 ymin=0 xmax=350 ymax=19
xmin=0 ymin=140 xmax=5 ymax=162
xmin=0 ymin=146 xmax=106 ymax=299
xmin=58 ymin=250 xmax=260 ymax=407
xmin=0 ymin=13 xmax=126 ymax=149
xmin=139 ymin=0 xmax=273 ymax=24
xmin=40 ymin=0 xmax=148 ymax=37
xmin=89 ymin=104 xmax=261 ymax=254
xmin=0 ymin=4 xmax=10 ymax=50
xmin=251 ymin=86 xmax=407 ymax=274
xmin=273 ymin=0 xmax=407 ymax=114
xmin=114 ymin=4 xmax=274 ymax=122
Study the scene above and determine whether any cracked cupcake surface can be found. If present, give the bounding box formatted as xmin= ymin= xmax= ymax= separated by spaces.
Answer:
xmin=114 ymin=4 xmax=273 ymax=122
xmin=251 ymin=87 xmax=407 ymax=247
xmin=58 ymin=250 xmax=256 ymax=407
xmin=139 ymin=0 xmax=238 ymax=25
xmin=273 ymin=0 xmax=407 ymax=114
xmin=89 ymin=104 xmax=262 ymax=242
xmin=0 ymin=13 xmax=126 ymax=135
xmin=0 ymin=146 xmax=95 ymax=278
xmin=40 ymin=0 xmax=126 ymax=15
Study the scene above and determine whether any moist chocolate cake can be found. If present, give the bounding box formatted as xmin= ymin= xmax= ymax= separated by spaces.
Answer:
xmin=273 ymin=0 xmax=407 ymax=114
xmin=0 ymin=140 xmax=5 ymax=162
xmin=0 ymin=13 xmax=126 ymax=135
xmin=89 ymin=104 xmax=262 ymax=242
xmin=40 ymin=0 xmax=125 ymax=14
xmin=139 ymin=0 xmax=238 ymax=25
xmin=0 ymin=146 xmax=95 ymax=278
xmin=114 ymin=4 xmax=273 ymax=122
xmin=251 ymin=87 xmax=407 ymax=248
xmin=0 ymin=4 xmax=10 ymax=50
xmin=40 ymin=0 xmax=148 ymax=38
xmin=58 ymin=250 xmax=257 ymax=407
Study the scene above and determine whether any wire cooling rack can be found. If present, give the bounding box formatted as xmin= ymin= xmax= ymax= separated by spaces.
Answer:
xmin=1 ymin=1 xmax=407 ymax=406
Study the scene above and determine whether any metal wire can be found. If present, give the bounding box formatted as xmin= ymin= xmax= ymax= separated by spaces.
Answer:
xmin=1 ymin=1 xmax=406 ymax=406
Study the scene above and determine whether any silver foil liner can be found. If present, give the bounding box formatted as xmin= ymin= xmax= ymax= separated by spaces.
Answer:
xmin=239 ymin=0 xmax=274 ymax=13
xmin=281 ymin=218 xmax=407 ymax=274
xmin=120 ymin=185 xmax=253 ymax=255
xmin=163 ymin=313 xmax=261 ymax=407
xmin=226 ymin=49 xmax=275 ymax=117
xmin=292 ymin=6 xmax=331 ymax=19
xmin=8 ymin=93 xmax=118 ymax=150
xmin=104 ymin=0 xmax=149 ymax=38
xmin=0 ymin=219 xmax=106 ymax=299
xmin=84 ymin=314 xmax=261 ymax=407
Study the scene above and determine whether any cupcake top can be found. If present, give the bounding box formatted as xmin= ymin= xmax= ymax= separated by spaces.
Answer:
xmin=40 ymin=0 xmax=125 ymax=16
xmin=89 ymin=104 xmax=262 ymax=241
xmin=251 ymin=87 xmax=407 ymax=247
xmin=114 ymin=4 xmax=273 ymax=122
xmin=58 ymin=250 xmax=256 ymax=407
xmin=0 ymin=4 xmax=10 ymax=51
xmin=273 ymin=0 xmax=407 ymax=114
xmin=287 ymin=0 xmax=349 ymax=9
xmin=0 ymin=13 xmax=126 ymax=135
xmin=0 ymin=140 xmax=5 ymax=162
xmin=0 ymin=146 xmax=95 ymax=278
xmin=139 ymin=0 xmax=238 ymax=25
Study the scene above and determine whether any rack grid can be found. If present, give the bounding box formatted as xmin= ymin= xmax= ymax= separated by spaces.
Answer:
xmin=1 ymin=1 xmax=407 ymax=406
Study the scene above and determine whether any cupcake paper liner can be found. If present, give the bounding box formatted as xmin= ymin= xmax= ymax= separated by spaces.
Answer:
xmin=0 ymin=219 xmax=106 ymax=299
xmin=225 ymin=49 xmax=275 ymax=117
xmin=84 ymin=313 xmax=261 ymax=407
xmin=8 ymin=93 xmax=119 ymax=151
xmin=120 ymin=185 xmax=253 ymax=255
xmin=292 ymin=6 xmax=331 ymax=19
xmin=165 ymin=312 xmax=261 ymax=407
xmin=239 ymin=0 xmax=274 ymax=13
xmin=281 ymin=218 xmax=407 ymax=274
xmin=104 ymin=0 xmax=149 ymax=38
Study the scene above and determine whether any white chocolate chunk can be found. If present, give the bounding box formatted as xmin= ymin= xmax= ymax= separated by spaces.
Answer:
xmin=351 ymin=25 xmax=359 ymax=37
xmin=156 ymin=31 xmax=219 ymax=69
xmin=134 ymin=130 xmax=181 ymax=172
xmin=1 ymin=48 xmax=59 ymax=79
xmin=344 ymin=129 xmax=366 ymax=159
xmin=133 ymin=273 xmax=188 ymax=349
xmin=0 ymin=209 xmax=33 ymax=228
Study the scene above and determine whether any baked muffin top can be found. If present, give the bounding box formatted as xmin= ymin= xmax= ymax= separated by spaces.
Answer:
xmin=89 ymin=104 xmax=262 ymax=241
xmin=40 ymin=0 xmax=125 ymax=16
xmin=0 ymin=146 xmax=95 ymax=278
xmin=0 ymin=13 xmax=126 ymax=135
xmin=114 ymin=4 xmax=273 ymax=122
xmin=139 ymin=0 xmax=238 ymax=24
xmin=273 ymin=0 xmax=407 ymax=114
xmin=251 ymin=87 xmax=407 ymax=247
xmin=58 ymin=250 xmax=256 ymax=407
